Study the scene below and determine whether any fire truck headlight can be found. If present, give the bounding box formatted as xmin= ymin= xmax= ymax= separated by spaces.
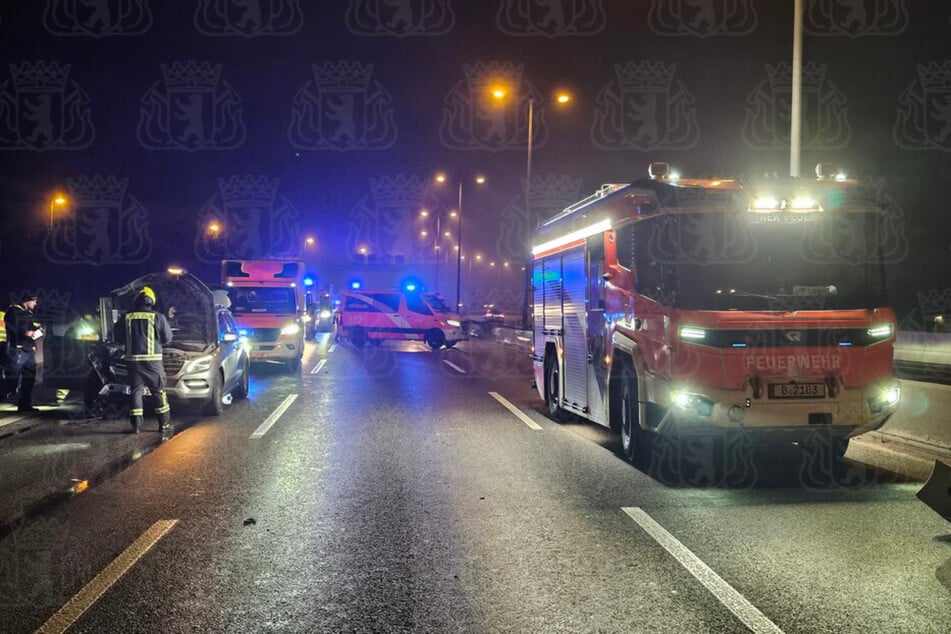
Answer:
xmin=446 ymin=319 xmax=461 ymax=328
xmin=749 ymin=194 xmax=780 ymax=211
xmin=679 ymin=326 xmax=707 ymax=342
xmin=867 ymin=324 xmax=893 ymax=340
xmin=789 ymin=194 xmax=821 ymax=211
xmin=672 ymin=390 xmax=714 ymax=417
xmin=868 ymin=383 xmax=900 ymax=413
xmin=281 ymin=323 xmax=300 ymax=336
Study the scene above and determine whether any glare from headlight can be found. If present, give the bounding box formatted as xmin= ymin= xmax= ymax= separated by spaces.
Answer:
xmin=301 ymin=314 xmax=312 ymax=323
xmin=447 ymin=319 xmax=461 ymax=327
xmin=183 ymin=355 xmax=214 ymax=374
xmin=320 ymin=309 xmax=332 ymax=319
xmin=281 ymin=323 xmax=300 ymax=336
xmin=867 ymin=324 xmax=893 ymax=340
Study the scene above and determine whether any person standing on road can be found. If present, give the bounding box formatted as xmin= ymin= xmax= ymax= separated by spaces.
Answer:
xmin=115 ymin=287 xmax=173 ymax=434
xmin=4 ymin=293 xmax=43 ymax=413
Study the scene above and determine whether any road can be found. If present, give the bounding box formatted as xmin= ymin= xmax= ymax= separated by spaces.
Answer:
xmin=0 ymin=336 xmax=949 ymax=633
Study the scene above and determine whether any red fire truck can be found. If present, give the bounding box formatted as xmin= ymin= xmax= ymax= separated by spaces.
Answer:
xmin=532 ymin=163 xmax=900 ymax=464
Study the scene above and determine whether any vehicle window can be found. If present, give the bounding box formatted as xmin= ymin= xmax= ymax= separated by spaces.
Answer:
xmin=344 ymin=295 xmax=375 ymax=312
xmin=405 ymin=293 xmax=432 ymax=315
xmin=422 ymin=293 xmax=451 ymax=313
xmin=614 ymin=223 xmax=634 ymax=270
xmin=218 ymin=312 xmax=236 ymax=339
xmin=228 ymin=287 xmax=296 ymax=314
xmin=366 ymin=293 xmax=402 ymax=312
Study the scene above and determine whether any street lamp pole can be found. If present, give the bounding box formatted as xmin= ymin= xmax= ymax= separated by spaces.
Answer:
xmin=455 ymin=181 xmax=464 ymax=310
xmin=521 ymin=98 xmax=535 ymax=329
xmin=790 ymin=0 xmax=803 ymax=177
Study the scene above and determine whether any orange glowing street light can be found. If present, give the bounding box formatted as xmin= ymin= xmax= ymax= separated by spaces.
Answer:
xmin=207 ymin=220 xmax=222 ymax=236
xmin=49 ymin=193 xmax=67 ymax=232
xmin=305 ymin=235 xmax=316 ymax=246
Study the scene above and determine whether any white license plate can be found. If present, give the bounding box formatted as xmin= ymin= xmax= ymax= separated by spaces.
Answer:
xmin=768 ymin=382 xmax=826 ymax=399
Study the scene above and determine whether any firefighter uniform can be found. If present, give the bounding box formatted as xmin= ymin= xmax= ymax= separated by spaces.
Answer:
xmin=4 ymin=295 xmax=42 ymax=412
xmin=115 ymin=287 xmax=173 ymax=433
xmin=0 ymin=310 xmax=8 ymax=400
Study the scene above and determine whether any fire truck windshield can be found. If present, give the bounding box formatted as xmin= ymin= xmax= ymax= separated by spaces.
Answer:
xmin=629 ymin=211 xmax=888 ymax=311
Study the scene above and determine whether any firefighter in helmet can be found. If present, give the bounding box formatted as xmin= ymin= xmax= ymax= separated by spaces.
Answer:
xmin=115 ymin=286 xmax=173 ymax=433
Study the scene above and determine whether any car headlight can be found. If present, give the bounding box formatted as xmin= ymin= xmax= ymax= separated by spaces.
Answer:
xmin=320 ymin=309 xmax=332 ymax=319
xmin=281 ymin=323 xmax=300 ymax=336
xmin=301 ymin=314 xmax=312 ymax=323
xmin=183 ymin=355 xmax=214 ymax=374
xmin=446 ymin=319 xmax=461 ymax=328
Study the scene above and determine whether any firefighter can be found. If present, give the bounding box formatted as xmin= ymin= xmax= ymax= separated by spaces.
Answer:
xmin=4 ymin=293 xmax=43 ymax=412
xmin=0 ymin=307 xmax=9 ymax=402
xmin=115 ymin=287 xmax=173 ymax=434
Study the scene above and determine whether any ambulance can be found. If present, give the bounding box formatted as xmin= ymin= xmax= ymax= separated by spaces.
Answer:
xmin=335 ymin=289 xmax=467 ymax=349
xmin=223 ymin=260 xmax=306 ymax=371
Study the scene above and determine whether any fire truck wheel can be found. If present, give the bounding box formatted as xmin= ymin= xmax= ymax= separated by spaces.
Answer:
xmin=620 ymin=365 xmax=643 ymax=465
xmin=545 ymin=350 xmax=567 ymax=421
xmin=426 ymin=329 xmax=446 ymax=350
xmin=351 ymin=327 xmax=367 ymax=348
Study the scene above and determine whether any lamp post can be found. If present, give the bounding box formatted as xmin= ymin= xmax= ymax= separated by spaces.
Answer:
xmin=434 ymin=172 xmax=486 ymax=310
xmin=790 ymin=0 xmax=804 ymax=177
xmin=49 ymin=194 xmax=67 ymax=232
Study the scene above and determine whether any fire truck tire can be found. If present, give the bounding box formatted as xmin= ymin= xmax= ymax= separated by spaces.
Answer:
xmin=544 ymin=350 xmax=568 ymax=422
xmin=620 ymin=365 xmax=646 ymax=466
xmin=351 ymin=327 xmax=367 ymax=348
xmin=426 ymin=329 xmax=446 ymax=350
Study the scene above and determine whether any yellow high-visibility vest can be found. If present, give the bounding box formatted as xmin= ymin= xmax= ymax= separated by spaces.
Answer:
xmin=0 ymin=311 xmax=6 ymax=343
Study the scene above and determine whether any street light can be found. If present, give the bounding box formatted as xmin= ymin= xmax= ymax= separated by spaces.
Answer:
xmin=434 ymin=172 xmax=487 ymax=310
xmin=49 ymin=193 xmax=67 ymax=231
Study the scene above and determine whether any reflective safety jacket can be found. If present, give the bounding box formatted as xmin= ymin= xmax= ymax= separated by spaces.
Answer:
xmin=0 ymin=311 xmax=6 ymax=343
xmin=115 ymin=309 xmax=173 ymax=362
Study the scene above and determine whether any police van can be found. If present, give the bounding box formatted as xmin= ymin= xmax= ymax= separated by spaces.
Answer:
xmin=335 ymin=289 xmax=467 ymax=349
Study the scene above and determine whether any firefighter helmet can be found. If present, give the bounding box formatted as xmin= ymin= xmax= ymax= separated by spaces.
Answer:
xmin=138 ymin=286 xmax=156 ymax=306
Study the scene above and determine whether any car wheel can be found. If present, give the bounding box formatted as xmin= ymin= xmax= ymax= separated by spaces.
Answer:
xmin=287 ymin=355 xmax=302 ymax=373
xmin=545 ymin=350 xmax=567 ymax=422
xmin=425 ymin=329 xmax=446 ymax=350
xmin=232 ymin=358 xmax=249 ymax=400
xmin=201 ymin=370 xmax=224 ymax=416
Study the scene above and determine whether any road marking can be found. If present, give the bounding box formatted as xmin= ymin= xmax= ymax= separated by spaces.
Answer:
xmin=442 ymin=359 xmax=467 ymax=374
xmin=622 ymin=507 xmax=784 ymax=634
xmin=36 ymin=519 xmax=178 ymax=634
xmin=250 ymin=394 xmax=298 ymax=439
xmin=310 ymin=359 xmax=327 ymax=375
xmin=489 ymin=392 xmax=542 ymax=431
xmin=328 ymin=344 xmax=337 ymax=354
xmin=0 ymin=414 xmax=29 ymax=428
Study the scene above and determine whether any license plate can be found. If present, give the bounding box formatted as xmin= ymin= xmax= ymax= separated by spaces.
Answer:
xmin=768 ymin=382 xmax=826 ymax=399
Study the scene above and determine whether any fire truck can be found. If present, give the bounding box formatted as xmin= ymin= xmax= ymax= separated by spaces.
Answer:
xmin=223 ymin=259 xmax=306 ymax=372
xmin=532 ymin=162 xmax=900 ymax=465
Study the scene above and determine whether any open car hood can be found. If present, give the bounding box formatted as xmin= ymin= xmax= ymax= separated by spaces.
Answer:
xmin=109 ymin=272 xmax=216 ymax=347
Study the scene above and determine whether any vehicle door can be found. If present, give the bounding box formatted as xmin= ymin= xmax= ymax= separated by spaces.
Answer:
xmin=405 ymin=292 xmax=434 ymax=334
xmin=217 ymin=310 xmax=241 ymax=390
xmin=586 ymin=235 xmax=608 ymax=423
xmin=368 ymin=292 xmax=409 ymax=338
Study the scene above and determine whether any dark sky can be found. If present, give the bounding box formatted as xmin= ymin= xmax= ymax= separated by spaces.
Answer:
xmin=0 ymin=0 xmax=949 ymax=321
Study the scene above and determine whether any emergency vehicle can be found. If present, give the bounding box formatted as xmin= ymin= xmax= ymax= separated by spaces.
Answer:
xmin=335 ymin=289 xmax=466 ymax=349
xmin=223 ymin=260 xmax=306 ymax=371
xmin=532 ymin=162 xmax=900 ymax=464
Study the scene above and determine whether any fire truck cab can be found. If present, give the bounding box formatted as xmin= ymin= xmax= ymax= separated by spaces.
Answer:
xmin=532 ymin=163 xmax=900 ymax=465
xmin=223 ymin=259 xmax=306 ymax=372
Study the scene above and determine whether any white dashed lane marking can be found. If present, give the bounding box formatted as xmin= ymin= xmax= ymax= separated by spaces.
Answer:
xmin=442 ymin=360 xmax=467 ymax=374
xmin=488 ymin=392 xmax=543 ymax=431
xmin=250 ymin=394 xmax=299 ymax=439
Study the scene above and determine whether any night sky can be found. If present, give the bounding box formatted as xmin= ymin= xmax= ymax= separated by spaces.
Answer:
xmin=0 ymin=0 xmax=948 ymax=324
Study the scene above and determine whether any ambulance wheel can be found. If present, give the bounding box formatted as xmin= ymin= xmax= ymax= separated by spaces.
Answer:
xmin=544 ymin=350 xmax=567 ymax=422
xmin=232 ymin=358 xmax=250 ymax=400
xmin=620 ymin=364 xmax=646 ymax=466
xmin=351 ymin=327 xmax=367 ymax=348
xmin=425 ymin=329 xmax=446 ymax=350
xmin=201 ymin=370 xmax=224 ymax=417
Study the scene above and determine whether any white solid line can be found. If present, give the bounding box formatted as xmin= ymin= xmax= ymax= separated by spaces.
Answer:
xmin=621 ymin=507 xmax=785 ymax=634
xmin=36 ymin=519 xmax=179 ymax=634
xmin=250 ymin=394 xmax=299 ymax=439
xmin=310 ymin=359 xmax=327 ymax=375
xmin=442 ymin=359 xmax=467 ymax=374
xmin=328 ymin=344 xmax=337 ymax=353
xmin=488 ymin=392 xmax=542 ymax=431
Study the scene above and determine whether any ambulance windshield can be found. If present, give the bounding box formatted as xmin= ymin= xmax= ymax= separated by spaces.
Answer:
xmin=228 ymin=287 xmax=297 ymax=314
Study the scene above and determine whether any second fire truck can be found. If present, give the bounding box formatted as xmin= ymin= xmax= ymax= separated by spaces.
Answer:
xmin=533 ymin=163 xmax=900 ymax=464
